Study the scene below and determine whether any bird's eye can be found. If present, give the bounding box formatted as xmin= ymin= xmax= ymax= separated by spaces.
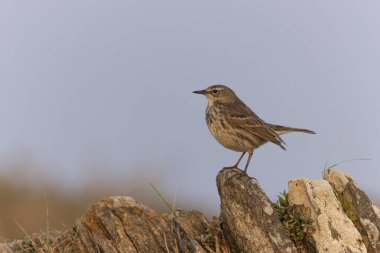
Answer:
xmin=212 ymin=89 xmax=219 ymax=94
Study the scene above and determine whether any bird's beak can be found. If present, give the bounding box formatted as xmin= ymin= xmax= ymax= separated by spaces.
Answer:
xmin=193 ymin=89 xmax=207 ymax=95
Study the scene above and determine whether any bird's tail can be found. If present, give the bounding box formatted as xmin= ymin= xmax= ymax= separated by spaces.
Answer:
xmin=268 ymin=124 xmax=316 ymax=135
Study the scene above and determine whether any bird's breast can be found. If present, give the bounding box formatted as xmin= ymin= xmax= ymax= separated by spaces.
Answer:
xmin=205 ymin=105 xmax=256 ymax=152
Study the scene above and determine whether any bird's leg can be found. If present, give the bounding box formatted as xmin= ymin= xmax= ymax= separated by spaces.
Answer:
xmin=240 ymin=152 xmax=257 ymax=180
xmin=243 ymin=152 xmax=253 ymax=173
xmin=234 ymin=152 xmax=246 ymax=168
xmin=223 ymin=152 xmax=246 ymax=170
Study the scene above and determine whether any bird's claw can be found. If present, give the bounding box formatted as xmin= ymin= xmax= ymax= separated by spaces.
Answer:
xmin=222 ymin=165 xmax=239 ymax=171
xmin=221 ymin=166 xmax=258 ymax=181
xmin=241 ymin=170 xmax=257 ymax=181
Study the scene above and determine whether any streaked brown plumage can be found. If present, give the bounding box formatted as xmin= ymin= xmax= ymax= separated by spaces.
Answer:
xmin=193 ymin=85 xmax=315 ymax=174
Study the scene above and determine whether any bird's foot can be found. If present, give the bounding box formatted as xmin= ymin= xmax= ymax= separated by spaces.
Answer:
xmin=221 ymin=166 xmax=258 ymax=181
xmin=222 ymin=165 xmax=239 ymax=170
xmin=240 ymin=170 xmax=257 ymax=181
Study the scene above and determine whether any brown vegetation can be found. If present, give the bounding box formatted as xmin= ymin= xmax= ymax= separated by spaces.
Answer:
xmin=0 ymin=161 xmax=179 ymax=240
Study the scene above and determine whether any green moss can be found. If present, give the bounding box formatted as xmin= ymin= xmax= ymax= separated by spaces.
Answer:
xmin=205 ymin=225 xmax=215 ymax=246
xmin=203 ymin=217 xmax=219 ymax=250
xmin=11 ymin=240 xmax=35 ymax=253
xmin=274 ymin=191 xmax=311 ymax=245
xmin=335 ymin=191 xmax=357 ymax=223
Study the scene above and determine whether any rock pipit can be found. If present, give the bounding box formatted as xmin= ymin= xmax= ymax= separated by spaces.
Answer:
xmin=193 ymin=85 xmax=315 ymax=175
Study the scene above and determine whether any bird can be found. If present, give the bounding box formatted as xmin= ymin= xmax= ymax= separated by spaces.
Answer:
xmin=193 ymin=85 xmax=315 ymax=175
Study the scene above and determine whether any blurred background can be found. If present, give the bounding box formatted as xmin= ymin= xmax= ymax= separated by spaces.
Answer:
xmin=1 ymin=1 xmax=379 ymax=240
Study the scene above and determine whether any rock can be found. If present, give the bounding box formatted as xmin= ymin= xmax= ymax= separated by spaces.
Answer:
xmin=324 ymin=169 xmax=380 ymax=253
xmin=288 ymin=177 xmax=367 ymax=253
xmin=216 ymin=168 xmax=297 ymax=253
xmin=163 ymin=209 xmax=232 ymax=253
xmin=73 ymin=196 xmax=180 ymax=252
xmin=0 ymin=196 xmax=231 ymax=253
xmin=68 ymin=196 xmax=231 ymax=253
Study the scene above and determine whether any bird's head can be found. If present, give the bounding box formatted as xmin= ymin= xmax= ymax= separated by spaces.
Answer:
xmin=193 ymin=85 xmax=238 ymax=104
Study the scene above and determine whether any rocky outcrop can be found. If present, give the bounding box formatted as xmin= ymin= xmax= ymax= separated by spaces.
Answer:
xmin=288 ymin=178 xmax=366 ymax=252
xmin=2 ymin=197 xmax=229 ymax=253
xmin=217 ymin=168 xmax=297 ymax=253
xmin=324 ymin=169 xmax=380 ymax=252
xmin=0 ymin=169 xmax=379 ymax=253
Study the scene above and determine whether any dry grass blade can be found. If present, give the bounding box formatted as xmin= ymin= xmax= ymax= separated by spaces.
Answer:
xmin=149 ymin=183 xmax=174 ymax=213
xmin=323 ymin=134 xmax=350 ymax=170
xmin=322 ymin=135 xmax=370 ymax=176
xmin=43 ymin=192 xmax=50 ymax=248
xmin=325 ymin=158 xmax=370 ymax=170
xmin=14 ymin=220 xmax=36 ymax=250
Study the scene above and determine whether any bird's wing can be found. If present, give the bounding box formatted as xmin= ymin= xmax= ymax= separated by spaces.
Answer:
xmin=225 ymin=101 xmax=286 ymax=150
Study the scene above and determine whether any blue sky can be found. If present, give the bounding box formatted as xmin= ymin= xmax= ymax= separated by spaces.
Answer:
xmin=0 ymin=1 xmax=379 ymax=213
